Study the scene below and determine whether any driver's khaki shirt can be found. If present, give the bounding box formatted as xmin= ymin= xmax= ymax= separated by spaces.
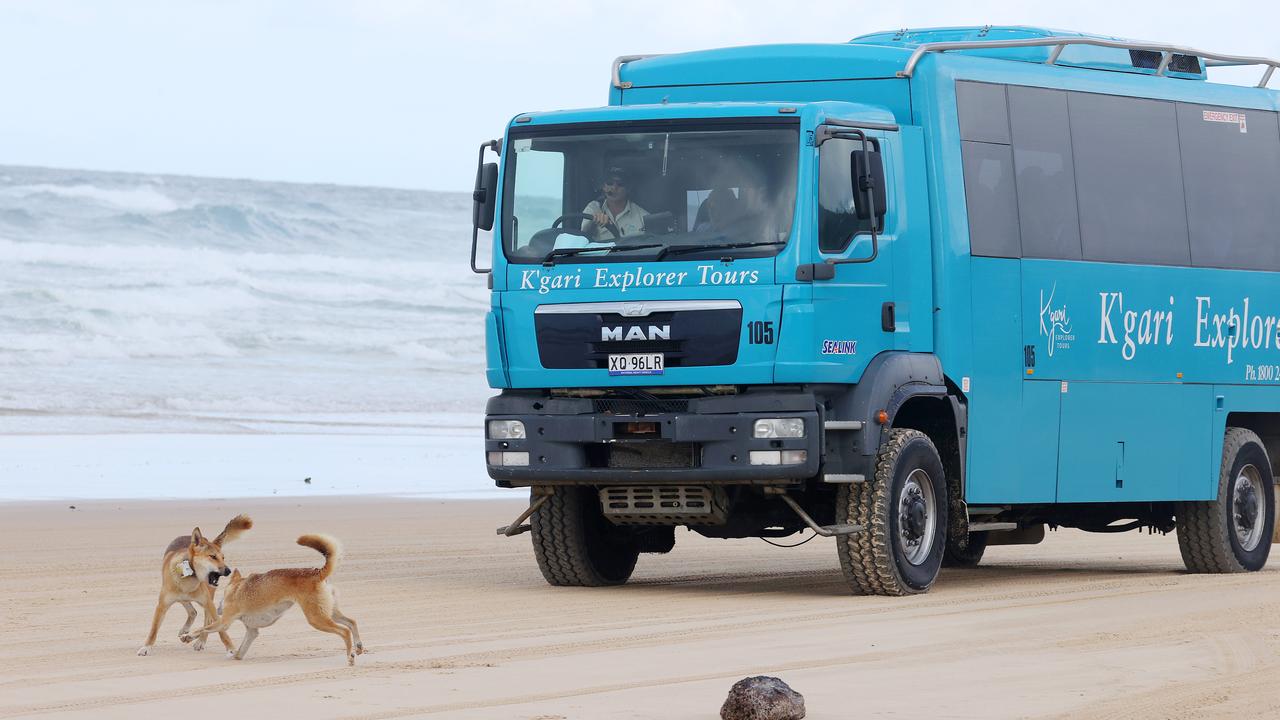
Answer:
xmin=581 ymin=199 xmax=649 ymax=242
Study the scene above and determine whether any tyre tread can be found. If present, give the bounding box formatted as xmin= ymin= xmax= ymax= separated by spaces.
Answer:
xmin=837 ymin=428 xmax=940 ymax=596
xmin=530 ymin=489 xmax=636 ymax=587
xmin=1177 ymin=427 xmax=1263 ymax=574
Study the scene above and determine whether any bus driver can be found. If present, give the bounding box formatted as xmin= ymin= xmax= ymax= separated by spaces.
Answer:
xmin=581 ymin=166 xmax=648 ymax=242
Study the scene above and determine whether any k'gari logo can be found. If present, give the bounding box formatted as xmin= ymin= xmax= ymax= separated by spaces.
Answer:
xmin=1039 ymin=284 xmax=1075 ymax=357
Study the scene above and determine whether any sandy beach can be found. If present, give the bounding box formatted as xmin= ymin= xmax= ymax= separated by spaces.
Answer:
xmin=1 ymin=496 xmax=1277 ymax=719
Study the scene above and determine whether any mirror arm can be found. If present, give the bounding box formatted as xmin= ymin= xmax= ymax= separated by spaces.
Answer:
xmin=829 ymin=128 xmax=878 ymax=266
xmin=470 ymin=139 xmax=500 ymax=275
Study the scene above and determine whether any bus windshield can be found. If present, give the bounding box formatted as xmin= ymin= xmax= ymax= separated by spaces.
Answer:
xmin=502 ymin=122 xmax=798 ymax=263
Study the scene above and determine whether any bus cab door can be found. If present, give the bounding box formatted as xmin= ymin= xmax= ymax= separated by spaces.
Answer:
xmin=793 ymin=128 xmax=900 ymax=387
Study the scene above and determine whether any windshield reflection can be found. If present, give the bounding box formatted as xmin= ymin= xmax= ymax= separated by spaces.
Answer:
xmin=503 ymin=124 xmax=798 ymax=263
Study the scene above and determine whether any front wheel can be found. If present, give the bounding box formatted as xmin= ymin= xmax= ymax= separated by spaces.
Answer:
xmin=530 ymin=487 xmax=640 ymax=586
xmin=836 ymin=429 xmax=948 ymax=595
xmin=1177 ymin=427 xmax=1275 ymax=573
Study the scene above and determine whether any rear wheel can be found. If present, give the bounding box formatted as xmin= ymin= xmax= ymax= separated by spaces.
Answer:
xmin=836 ymin=429 xmax=948 ymax=595
xmin=531 ymin=487 xmax=640 ymax=586
xmin=1177 ymin=427 xmax=1275 ymax=573
xmin=943 ymin=531 xmax=988 ymax=568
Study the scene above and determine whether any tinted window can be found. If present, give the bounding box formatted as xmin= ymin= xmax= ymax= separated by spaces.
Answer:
xmin=1068 ymin=92 xmax=1191 ymax=266
xmin=1008 ymin=87 xmax=1082 ymax=260
xmin=956 ymin=81 xmax=1010 ymax=144
xmin=961 ymin=141 xmax=1021 ymax=258
xmin=501 ymin=124 xmax=799 ymax=263
xmin=818 ymin=137 xmax=881 ymax=254
xmin=1177 ymin=103 xmax=1280 ymax=272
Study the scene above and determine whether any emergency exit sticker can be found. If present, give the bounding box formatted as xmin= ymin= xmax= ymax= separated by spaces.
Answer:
xmin=1203 ymin=110 xmax=1247 ymax=133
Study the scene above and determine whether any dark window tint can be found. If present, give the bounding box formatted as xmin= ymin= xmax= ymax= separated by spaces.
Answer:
xmin=1177 ymin=104 xmax=1280 ymax=272
xmin=961 ymin=141 xmax=1021 ymax=258
xmin=1008 ymin=86 xmax=1082 ymax=260
xmin=818 ymin=137 xmax=881 ymax=254
xmin=956 ymin=81 xmax=1010 ymax=144
xmin=1068 ymin=92 xmax=1190 ymax=266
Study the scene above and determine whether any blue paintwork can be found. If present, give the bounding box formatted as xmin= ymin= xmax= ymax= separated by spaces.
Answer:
xmin=482 ymin=26 xmax=1280 ymax=506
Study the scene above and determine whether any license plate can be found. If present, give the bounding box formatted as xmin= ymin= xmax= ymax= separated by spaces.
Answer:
xmin=608 ymin=353 xmax=664 ymax=376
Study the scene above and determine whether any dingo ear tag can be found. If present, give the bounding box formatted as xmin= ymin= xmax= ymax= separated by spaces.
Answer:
xmin=175 ymin=560 xmax=194 ymax=578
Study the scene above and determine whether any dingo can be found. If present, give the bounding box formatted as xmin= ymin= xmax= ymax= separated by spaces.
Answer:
xmin=137 ymin=514 xmax=252 ymax=656
xmin=182 ymin=534 xmax=363 ymax=665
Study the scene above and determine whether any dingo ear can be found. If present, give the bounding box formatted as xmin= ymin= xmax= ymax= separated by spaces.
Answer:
xmin=230 ymin=569 xmax=242 ymax=581
xmin=191 ymin=527 xmax=205 ymax=545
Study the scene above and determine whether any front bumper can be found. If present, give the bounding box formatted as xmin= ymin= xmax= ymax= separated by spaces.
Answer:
xmin=484 ymin=390 xmax=822 ymax=487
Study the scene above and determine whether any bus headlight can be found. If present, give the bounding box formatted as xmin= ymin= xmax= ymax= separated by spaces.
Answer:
xmin=488 ymin=420 xmax=526 ymax=439
xmin=753 ymin=418 xmax=805 ymax=438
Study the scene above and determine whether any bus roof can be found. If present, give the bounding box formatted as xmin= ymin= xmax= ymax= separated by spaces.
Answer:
xmin=615 ymin=26 xmax=1280 ymax=92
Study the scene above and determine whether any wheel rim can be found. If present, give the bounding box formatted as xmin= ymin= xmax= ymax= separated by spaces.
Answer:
xmin=1232 ymin=464 xmax=1266 ymax=552
xmin=897 ymin=468 xmax=936 ymax=565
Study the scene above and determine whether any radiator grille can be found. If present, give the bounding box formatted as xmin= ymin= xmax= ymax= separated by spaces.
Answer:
xmin=592 ymin=395 xmax=690 ymax=415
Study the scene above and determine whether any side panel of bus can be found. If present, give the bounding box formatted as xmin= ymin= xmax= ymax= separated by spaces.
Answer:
xmin=953 ymin=76 xmax=1280 ymax=505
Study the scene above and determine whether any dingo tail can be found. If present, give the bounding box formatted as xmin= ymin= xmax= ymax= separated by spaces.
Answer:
xmin=213 ymin=514 xmax=253 ymax=546
xmin=297 ymin=534 xmax=342 ymax=580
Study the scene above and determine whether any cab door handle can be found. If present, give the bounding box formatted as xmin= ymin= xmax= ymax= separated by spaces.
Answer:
xmin=881 ymin=302 xmax=896 ymax=332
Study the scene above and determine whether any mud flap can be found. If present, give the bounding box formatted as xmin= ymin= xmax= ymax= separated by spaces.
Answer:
xmin=1274 ymin=485 xmax=1280 ymax=544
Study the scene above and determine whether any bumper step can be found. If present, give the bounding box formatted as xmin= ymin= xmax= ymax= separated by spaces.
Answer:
xmin=968 ymin=521 xmax=1019 ymax=532
xmin=823 ymin=473 xmax=866 ymax=484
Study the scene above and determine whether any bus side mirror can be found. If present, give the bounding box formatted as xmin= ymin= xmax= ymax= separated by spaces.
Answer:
xmin=851 ymin=149 xmax=886 ymax=222
xmin=473 ymin=162 xmax=499 ymax=232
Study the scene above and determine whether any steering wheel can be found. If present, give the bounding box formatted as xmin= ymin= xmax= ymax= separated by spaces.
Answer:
xmin=552 ymin=212 xmax=620 ymax=240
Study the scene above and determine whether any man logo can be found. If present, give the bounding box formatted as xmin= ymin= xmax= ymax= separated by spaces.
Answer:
xmin=602 ymin=325 xmax=671 ymax=342
xmin=621 ymin=303 xmax=646 ymax=317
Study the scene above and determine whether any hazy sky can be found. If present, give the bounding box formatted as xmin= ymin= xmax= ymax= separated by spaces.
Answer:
xmin=1 ymin=0 xmax=1276 ymax=191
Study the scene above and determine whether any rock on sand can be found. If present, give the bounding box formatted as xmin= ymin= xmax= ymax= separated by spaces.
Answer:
xmin=721 ymin=676 xmax=805 ymax=720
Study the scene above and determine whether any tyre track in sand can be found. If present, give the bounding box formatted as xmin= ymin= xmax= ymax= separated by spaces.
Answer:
xmin=2 ymin=497 xmax=1277 ymax=720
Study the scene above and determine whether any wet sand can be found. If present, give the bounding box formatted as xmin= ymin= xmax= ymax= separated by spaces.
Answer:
xmin=2 ymin=496 xmax=1277 ymax=719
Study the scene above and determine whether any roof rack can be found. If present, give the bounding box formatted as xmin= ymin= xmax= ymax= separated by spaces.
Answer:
xmin=897 ymin=36 xmax=1279 ymax=88
xmin=612 ymin=54 xmax=664 ymax=89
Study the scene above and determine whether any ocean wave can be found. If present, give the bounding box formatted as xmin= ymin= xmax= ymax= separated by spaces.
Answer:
xmin=0 ymin=182 xmax=180 ymax=213
xmin=0 ymin=165 xmax=490 ymax=422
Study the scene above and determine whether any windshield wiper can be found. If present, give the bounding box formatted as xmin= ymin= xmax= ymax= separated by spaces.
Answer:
xmin=655 ymin=240 xmax=785 ymax=261
xmin=543 ymin=243 xmax=662 ymax=266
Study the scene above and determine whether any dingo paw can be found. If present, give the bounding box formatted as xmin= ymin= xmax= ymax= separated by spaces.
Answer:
xmin=347 ymin=653 xmax=355 ymax=666
xmin=192 ymin=638 xmax=206 ymax=651
xmin=355 ymin=642 xmax=365 ymax=655
xmin=179 ymin=633 xmax=193 ymax=644
xmin=137 ymin=645 xmax=152 ymax=656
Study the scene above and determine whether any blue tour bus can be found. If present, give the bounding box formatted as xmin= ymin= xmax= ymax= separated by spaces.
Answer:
xmin=471 ymin=27 xmax=1280 ymax=595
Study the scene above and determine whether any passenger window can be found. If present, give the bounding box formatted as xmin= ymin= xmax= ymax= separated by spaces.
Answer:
xmin=1177 ymin=103 xmax=1280 ymax=272
xmin=1068 ymin=92 xmax=1191 ymax=266
xmin=961 ymin=140 xmax=1021 ymax=258
xmin=1008 ymin=87 xmax=1082 ymax=261
xmin=956 ymin=81 xmax=1011 ymax=144
xmin=509 ymin=142 xmax=565 ymax=250
xmin=818 ymin=138 xmax=882 ymax=254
